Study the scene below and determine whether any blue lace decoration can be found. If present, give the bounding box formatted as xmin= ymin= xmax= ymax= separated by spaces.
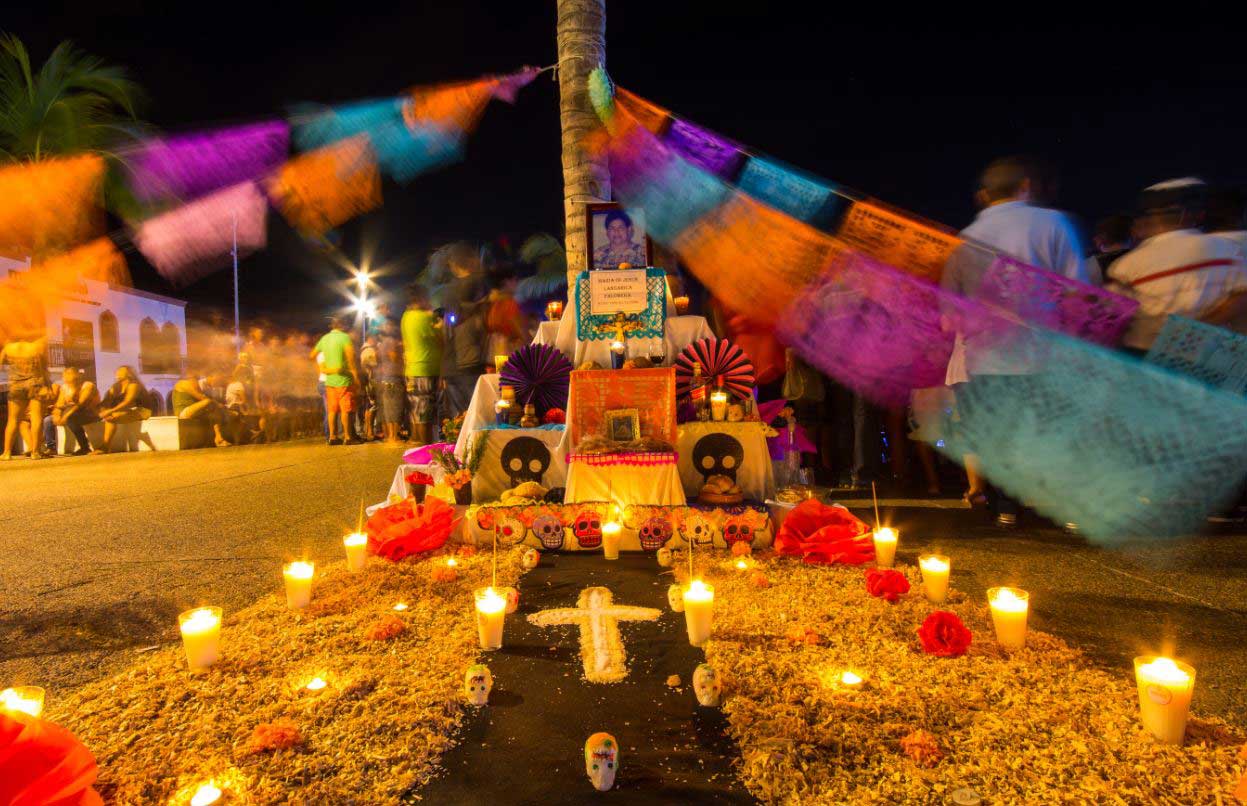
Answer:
xmin=938 ymin=331 xmax=1247 ymax=542
xmin=575 ymin=268 xmax=668 ymax=341
xmin=737 ymin=155 xmax=842 ymax=228
xmin=1144 ymin=316 xmax=1247 ymax=395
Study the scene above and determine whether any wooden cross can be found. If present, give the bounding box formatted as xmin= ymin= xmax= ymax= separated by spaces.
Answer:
xmin=528 ymin=586 xmax=661 ymax=683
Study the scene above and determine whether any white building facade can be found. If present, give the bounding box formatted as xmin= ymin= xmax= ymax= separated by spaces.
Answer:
xmin=2 ymin=255 xmax=186 ymax=410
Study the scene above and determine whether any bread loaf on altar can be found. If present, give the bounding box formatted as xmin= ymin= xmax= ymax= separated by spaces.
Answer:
xmin=702 ymin=474 xmax=741 ymax=496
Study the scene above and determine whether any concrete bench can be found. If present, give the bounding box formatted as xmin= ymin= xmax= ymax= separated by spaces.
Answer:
xmin=57 ymin=416 xmax=213 ymax=453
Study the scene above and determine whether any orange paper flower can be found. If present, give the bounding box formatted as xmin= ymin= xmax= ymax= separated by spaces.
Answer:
xmin=363 ymin=615 xmax=407 ymax=641
xmin=246 ymin=720 xmax=302 ymax=754
xmin=730 ymin=541 xmax=753 ymax=558
xmin=900 ymin=729 xmax=944 ymax=767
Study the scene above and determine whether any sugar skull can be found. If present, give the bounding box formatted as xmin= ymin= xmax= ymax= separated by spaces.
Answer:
xmin=499 ymin=436 xmax=551 ymax=488
xmin=532 ymin=514 xmax=565 ymax=550
xmin=584 ymin=732 xmax=618 ymax=791
xmin=693 ymin=663 xmax=722 ymax=707
xmin=668 ymin=583 xmax=684 ymax=612
xmin=692 ymin=432 xmax=745 ymax=484
xmin=656 ymin=547 xmax=673 ymax=567
xmin=682 ymin=512 xmax=715 ymax=546
xmin=521 ymin=547 xmax=541 ymax=569
xmin=638 ymin=516 xmax=672 ymax=551
xmin=722 ymin=515 xmax=754 ymax=548
xmin=464 ymin=664 xmax=492 ymax=706
xmin=500 ymin=586 xmax=520 ymax=614
xmin=572 ymin=509 xmax=603 ymax=549
xmin=494 ymin=515 xmax=526 ymax=548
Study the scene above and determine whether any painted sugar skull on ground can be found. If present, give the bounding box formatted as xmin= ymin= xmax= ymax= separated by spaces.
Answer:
xmin=693 ymin=663 xmax=722 ymax=707
xmin=584 ymin=732 xmax=618 ymax=791
xmin=464 ymin=664 xmax=492 ymax=706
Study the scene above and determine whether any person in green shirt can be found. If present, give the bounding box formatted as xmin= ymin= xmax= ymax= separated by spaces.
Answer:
xmin=309 ymin=316 xmax=360 ymax=445
xmin=401 ymin=284 xmax=443 ymax=445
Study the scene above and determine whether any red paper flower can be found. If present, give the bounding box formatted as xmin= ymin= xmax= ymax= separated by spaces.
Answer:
xmin=543 ymin=407 xmax=566 ymax=425
xmin=363 ymin=615 xmax=406 ymax=641
xmin=900 ymin=729 xmax=944 ymax=767
xmin=405 ymin=470 xmax=434 ymax=487
xmin=0 ymin=713 xmax=102 ymax=806
xmin=865 ymin=569 xmax=911 ymax=602
xmin=364 ymin=498 xmax=458 ymax=562
xmin=917 ymin=611 xmax=972 ymax=657
xmin=246 ymin=720 xmax=302 ymax=754
xmin=774 ymin=499 xmax=873 ymax=565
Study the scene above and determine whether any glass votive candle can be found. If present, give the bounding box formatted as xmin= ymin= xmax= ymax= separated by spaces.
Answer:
xmin=918 ymin=554 xmax=950 ymax=604
xmin=178 ymin=606 xmax=222 ymax=670
xmin=0 ymin=685 xmax=45 ymax=718
xmin=987 ymin=586 xmax=1029 ymax=650
xmin=343 ymin=532 xmax=368 ymax=572
xmin=475 ymin=587 xmax=507 ymax=650
xmin=283 ymin=561 xmax=315 ymax=609
xmin=872 ymin=527 xmax=898 ymax=568
xmin=1134 ymin=656 xmax=1195 ymax=745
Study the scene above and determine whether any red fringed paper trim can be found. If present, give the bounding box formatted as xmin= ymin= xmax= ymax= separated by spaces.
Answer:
xmin=565 ymin=452 xmax=678 ymax=467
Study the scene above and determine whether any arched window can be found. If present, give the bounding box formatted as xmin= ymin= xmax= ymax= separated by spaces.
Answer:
xmin=99 ymin=310 xmax=119 ymax=352
xmin=139 ymin=318 xmax=159 ymax=374
xmin=160 ymin=322 xmax=181 ymax=374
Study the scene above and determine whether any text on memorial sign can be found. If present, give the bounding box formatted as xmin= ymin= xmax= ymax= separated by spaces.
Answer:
xmin=590 ymin=269 xmax=649 ymax=315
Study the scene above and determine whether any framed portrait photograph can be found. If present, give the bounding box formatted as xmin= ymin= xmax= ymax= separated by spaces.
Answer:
xmin=587 ymin=202 xmax=652 ymax=271
xmin=604 ymin=408 xmax=641 ymax=443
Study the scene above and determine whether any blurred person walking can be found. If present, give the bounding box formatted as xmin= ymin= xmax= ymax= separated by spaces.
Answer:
xmin=375 ymin=320 xmax=405 ymax=444
xmin=1 ymin=334 xmax=50 ymax=460
xmin=401 ymin=284 xmax=442 ymax=446
xmin=1107 ymin=179 xmax=1247 ymax=351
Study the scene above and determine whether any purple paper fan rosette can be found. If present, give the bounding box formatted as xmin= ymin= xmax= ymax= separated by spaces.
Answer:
xmin=674 ymin=337 xmax=756 ymax=398
xmin=499 ymin=344 xmax=573 ymax=414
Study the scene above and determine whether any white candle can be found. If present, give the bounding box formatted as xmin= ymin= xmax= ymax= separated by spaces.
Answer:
xmin=839 ymin=671 xmax=864 ymax=690
xmin=0 ymin=686 xmax=45 ymax=718
xmin=918 ymin=554 xmax=950 ymax=604
xmin=1134 ymin=656 xmax=1195 ymax=745
xmin=283 ymin=561 xmax=315 ymax=609
xmin=343 ymin=532 xmax=368 ymax=572
xmin=988 ymin=587 xmax=1029 ymax=650
xmin=178 ymin=606 xmax=222 ymax=670
xmin=475 ymin=587 xmax=507 ymax=650
xmin=682 ymin=579 xmax=715 ymax=646
xmin=872 ymin=527 xmax=898 ymax=568
xmin=710 ymin=391 xmax=728 ymax=422
xmin=602 ymin=521 xmax=622 ymax=560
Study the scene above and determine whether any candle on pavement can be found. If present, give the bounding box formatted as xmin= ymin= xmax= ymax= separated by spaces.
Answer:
xmin=682 ymin=579 xmax=715 ymax=646
xmin=918 ymin=554 xmax=950 ymax=604
xmin=1134 ymin=656 xmax=1195 ymax=745
xmin=475 ymin=587 xmax=507 ymax=650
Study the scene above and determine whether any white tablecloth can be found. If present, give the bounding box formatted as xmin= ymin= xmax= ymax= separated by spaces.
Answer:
xmin=535 ymin=314 xmax=714 ymax=369
xmin=453 ymin=374 xmax=501 ymax=458
xmin=676 ymin=421 xmax=776 ymax=502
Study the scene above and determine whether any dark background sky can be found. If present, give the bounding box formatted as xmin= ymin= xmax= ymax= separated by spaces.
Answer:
xmin=8 ymin=2 xmax=1246 ymax=326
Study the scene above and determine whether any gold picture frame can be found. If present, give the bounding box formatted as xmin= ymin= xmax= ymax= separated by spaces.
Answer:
xmin=604 ymin=408 xmax=641 ymax=443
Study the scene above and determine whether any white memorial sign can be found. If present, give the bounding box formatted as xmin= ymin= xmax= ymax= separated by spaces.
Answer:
xmin=589 ymin=269 xmax=648 ymax=315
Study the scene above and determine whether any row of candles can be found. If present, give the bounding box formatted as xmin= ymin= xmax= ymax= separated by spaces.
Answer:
xmin=1 ymin=524 xmax=1192 ymax=752
xmin=870 ymin=525 xmax=1196 ymax=745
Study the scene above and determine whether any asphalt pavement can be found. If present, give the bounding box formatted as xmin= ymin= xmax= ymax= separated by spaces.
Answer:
xmin=2 ymin=445 xmax=1245 ymax=732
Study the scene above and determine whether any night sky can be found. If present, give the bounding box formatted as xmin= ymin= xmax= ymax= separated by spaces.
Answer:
xmin=8 ymin=3 xmax=1247 ymax=326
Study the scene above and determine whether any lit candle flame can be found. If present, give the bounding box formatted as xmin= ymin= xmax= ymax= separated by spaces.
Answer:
xmin=0 ymin=687 xmax=44 ymax=718
xmin=840 ymin=671 xmax=863 ymax=687
xmin=190 ymin=782 xmax=222 ymax=806
xmin=735 ymin=559 xmax=748 ymax=570
xmin=919 ymin=555 xmax=949 ymax=573
xmin=393 ymin=602 xmax=408 ymax=611
xmin=285 ymin=561 xmax=314 ymax=579
xmin=991 ymin=587 xmax=1028 ymax=612
xmin=306 ymin=677 xmax=327 ymax=691
xmin=1140 ymin=657 xmax=1190 ymax=685
xmin=447 ymin=557 xmax=458 ymax=568
xmin=873 ymin=527 xmax=897 ymax=543
xmin=343 ymin=532 xmax=367 ymax=547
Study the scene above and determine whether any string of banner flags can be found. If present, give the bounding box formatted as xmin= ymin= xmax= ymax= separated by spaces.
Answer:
xmin=586 ymin=67 xmax=1247 ymax=543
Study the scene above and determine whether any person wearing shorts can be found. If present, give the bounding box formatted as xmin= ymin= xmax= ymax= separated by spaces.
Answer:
xmin=311 ymin=316 xmax=360 ymax=445
xmin=401 ymin=284 xmax=443 ymax=445
xmin=375 ymin=320 xmax=406 ymax=443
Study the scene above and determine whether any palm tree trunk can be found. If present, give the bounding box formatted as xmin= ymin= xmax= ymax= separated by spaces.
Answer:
xmin=556 ymin=0 xmax=610 ymax=297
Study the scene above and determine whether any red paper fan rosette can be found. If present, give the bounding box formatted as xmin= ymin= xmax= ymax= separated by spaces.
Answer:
xmin=499 ymin=343 xmax=573 ymax=414
xmin=675 ymin=337 xmax=756 ymax=398
xmin=0 ymin=712 xmax=103 ymax=806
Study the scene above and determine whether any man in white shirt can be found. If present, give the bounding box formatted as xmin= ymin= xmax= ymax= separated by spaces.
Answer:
xmin=1107 ymin=179 xmax=1247 ymax=351
xmin=941 ymin=156 xmax=1094 ymax=527
xmin=1207 ymin=186 xmax=1247 ymax=257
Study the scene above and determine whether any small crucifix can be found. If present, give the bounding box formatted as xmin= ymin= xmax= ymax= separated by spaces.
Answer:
xmin=528 ymin=586 xmax=661 ymax=683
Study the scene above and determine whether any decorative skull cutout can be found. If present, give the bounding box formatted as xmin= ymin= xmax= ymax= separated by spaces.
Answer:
xmin=572 ymin=509 xmax=603 ymax=549
xmin=668 ymin=583 xmax=684 ymax=612
xmin=521 ymin=547 xmax=541 ymax=569
xmin=499 ymin=436 xmax=551 ymax=488
xmin=692 ymin=433 xmax=745 ymax=484
xmin=693 ymin=663 xmax=722 ymax=707
xmin=682 ymin=512 xmax=715 ymax=546
xmin=638 ymin=516 xmax=673 ymax=551
xmin=655 ymin=547 xmax=673 ymax=567
xmin=584 ymin=732 xmax=618 ymax=791
xmin=722 ymin=515 xmax=754 ymax=548
xmin=494 ymin=515 xmax=526 ymax=548
xmin=531 ymin=514 xmax=564 ymax=550
xmin=464 ymin=664 xmax=492 ymax=706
